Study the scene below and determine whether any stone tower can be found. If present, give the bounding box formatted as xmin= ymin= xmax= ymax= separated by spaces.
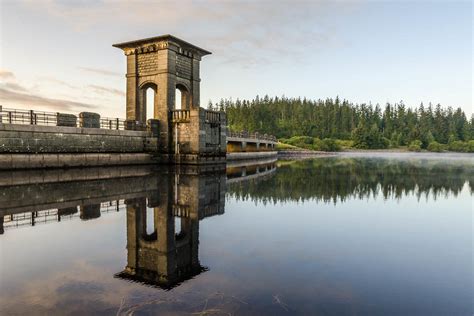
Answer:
xmin=113 ymin=35 xmax=226 ymax=163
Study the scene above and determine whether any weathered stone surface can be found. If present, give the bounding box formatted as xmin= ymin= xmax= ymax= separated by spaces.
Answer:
xmin=0 ymin=124 xmax=155 ymax=154
xmin=57 ymin=113 xmax=77 ymax=127
xmin=0 ymin=153 xmax=153 ymax=170
xmin=114 ymin=35 xmax=226 ymax=163
xmin=226 ymin=151 xmax=278 ymax=161
xmin=79 ymin=112 xmax=100 ymax=128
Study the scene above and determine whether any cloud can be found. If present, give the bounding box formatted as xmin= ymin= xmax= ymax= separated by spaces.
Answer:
xmin=88 ymin=84 xmax=125 ymax=96
xmin=0 ymin=70 xmax=114 ymax=113
xmin=78 ymin=67 xmax=122 ymax=77
xmin=40 ymin=77 xmax=80 ymax=90
xmin=0 ymin=70 xmax=16 ymax=81
xmin=0 ymin=86 xmax=96 ymax=111
xmin=23 ymin=1 xmax=357 ymax=66
xmin=1 ymin=82 xmax=27 ymax=92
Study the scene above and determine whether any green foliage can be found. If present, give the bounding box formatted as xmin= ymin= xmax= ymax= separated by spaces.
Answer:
xmin=448 ymin=140 xmax=470 ymax=152
xmin=335 ymin=139 xmax=354 ymax=149
xmin=279 ymin=136 xmax=341 ymax=151
xmin=319 ymin=138 xmax=341 ymax=152
xmin=427 ymin=141 xmax=444 ymax=152
xmin=420 ymin=131 xmax=434 ymax=149
xmin=217 ymin=96 xmax=473 ymax=149
xmin=352 ymin=123 xmax=389 ymax=149
xmin=408 ymin=140 xmax=422 ymax=152
xmin=276 ymin=142 xmax=302 ymax=151
xmin=389 ymin=132 xmax=402 ymax=148
xmin=280 ymin=136 xmax=314 ymax=149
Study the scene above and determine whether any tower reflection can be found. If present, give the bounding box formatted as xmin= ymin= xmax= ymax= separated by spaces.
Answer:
xmin=116 ymin=167 xmax=226 ymax=289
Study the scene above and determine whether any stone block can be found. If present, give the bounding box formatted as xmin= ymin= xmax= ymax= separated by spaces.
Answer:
xmin=43 ymin=154 xmax=60 ymax=168
xmin=125 ymin=120 xmax=146 ymax=131
xmin=29 ymin=155 xmax=44 ymax=168
xmin=11 ymin=154 xmax=29 ymax=169
xmin=0 ymin=154 xmax=12 ymax=169
xmin=98 ymin=153 xmax=112 ymax=165
xmin=57 ymin=113 xmax=77 ymax=127
xmin=79 ymin=112 xmax=100 ymax=128
xmin=109 ymin=154 xmax=122 ymax=165
xmin=80 ymin=204 xmax=101 ymax=220
xmin=85 ymin=154 xmax=100 ymax=166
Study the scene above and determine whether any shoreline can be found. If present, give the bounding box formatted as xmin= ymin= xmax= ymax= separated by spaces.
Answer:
xmin=277 ymin=149 xmax=474 ymax=159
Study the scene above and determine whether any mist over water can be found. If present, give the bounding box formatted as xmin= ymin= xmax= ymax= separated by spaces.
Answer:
xmin=0 ymin=154 xmax=472 ymax=315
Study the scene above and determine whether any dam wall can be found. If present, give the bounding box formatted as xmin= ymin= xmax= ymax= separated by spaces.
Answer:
xmin=0 ymin=123 xmax=156 ymax=169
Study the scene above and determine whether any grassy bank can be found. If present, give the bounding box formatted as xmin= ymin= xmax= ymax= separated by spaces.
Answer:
xmin=278 ymin=135 xmax=474 ymax=153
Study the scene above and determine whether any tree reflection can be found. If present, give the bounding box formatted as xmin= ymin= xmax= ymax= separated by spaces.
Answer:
xmin=227 ymin=157 xmax=474 ymax=204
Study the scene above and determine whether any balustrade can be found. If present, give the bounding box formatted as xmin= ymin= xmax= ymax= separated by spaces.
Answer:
xmin=170 ymin=109 xmax=191 ymax=122
xmin=0 ymin=106 xmax=126 ymax=130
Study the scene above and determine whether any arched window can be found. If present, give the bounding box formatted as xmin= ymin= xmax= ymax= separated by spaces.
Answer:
xmin=175 ymin=88 xmax=182 ymax=110
xmin=175 ymin=217 xmax=182 ymax=235
xmin=175 ymin=84 xmax=190 ymax=110
xmin=146 ymin=87 xmax=155 ymax=120
xmin=139 ymin=82 xmax=157 ymax=124
xmin=146 ymin=207 xmax=155 ymax=236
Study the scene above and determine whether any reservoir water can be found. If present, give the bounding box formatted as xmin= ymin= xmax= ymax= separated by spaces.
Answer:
xmin=0 ymin=153 xmax=472 ymax=315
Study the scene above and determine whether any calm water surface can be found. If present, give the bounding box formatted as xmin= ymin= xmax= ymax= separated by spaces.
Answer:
xmin=0 ymin=153 xmax=472 ymax=315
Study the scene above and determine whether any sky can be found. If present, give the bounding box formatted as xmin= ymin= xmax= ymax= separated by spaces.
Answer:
xmin=0 ymin=0 xmax=472 ymax=118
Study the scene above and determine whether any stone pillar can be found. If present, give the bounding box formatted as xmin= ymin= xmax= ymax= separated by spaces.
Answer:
xmin=147 ymin=119 xmax=160 ymax=137
xmin=56 ymin=113 xmax=77 ymax=127
xmin=126 ymin=54 xmax=138 ymax=121
xmin=57 ymin=207 xmax=78 ymax=221
xmin=191 ymin=58 xmax=201 ymax=108
xmin=79 ymin=112 xmax=100 ymax=128
xmin=220 ymin=112 xmax=227 ymax=154
xmin=80 ymin=204 xmax=101 ymax=220
xmin=123 ymin=198 xmax=146 ymax=273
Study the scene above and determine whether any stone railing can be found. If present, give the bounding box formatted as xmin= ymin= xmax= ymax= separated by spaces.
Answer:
xmin=227 ymin=130 xmax=277 ymax=142
xmin=170 ymin=109 xmax=190 ymax=122
xmin=0 ymin=106 xmax=126 ymax=130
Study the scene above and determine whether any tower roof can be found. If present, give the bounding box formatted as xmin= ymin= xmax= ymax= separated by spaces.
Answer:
xmin=113 ymin=34 xmax=211 ymax=56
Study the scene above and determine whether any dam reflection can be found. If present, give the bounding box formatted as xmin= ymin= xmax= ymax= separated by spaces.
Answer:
xmin=0 ymin=160 xmax=276 ymax=289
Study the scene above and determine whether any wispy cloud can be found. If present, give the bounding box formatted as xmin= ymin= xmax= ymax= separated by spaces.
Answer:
xmin=88 ymin=84 xmax=125 ymax=96
xmin=0 ymin=82 xmax=27 ymax=92
xmin=40 ymin=77 xmax=80 ymax=90
xmin=0 ymin=86 xmax=95 ymax=111
xmin=0 ymin=70 xmax=16 ymax=81
xmin=0 ymin=70 xmax=96 ymax=111
xmin=78 ymin=67 xmax=121 ymax=77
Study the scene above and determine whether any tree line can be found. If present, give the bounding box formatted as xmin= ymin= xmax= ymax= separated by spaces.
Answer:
xmin=209 ymin=96 xmax=473 ymax=150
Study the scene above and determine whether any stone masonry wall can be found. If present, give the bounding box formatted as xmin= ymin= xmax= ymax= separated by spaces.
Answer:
xmin=0 ymin=124 xmax=157 ymax=153
xmin=171 ymin=108 xmax=226 ymax=157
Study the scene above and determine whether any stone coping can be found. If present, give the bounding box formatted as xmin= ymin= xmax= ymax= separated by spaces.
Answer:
xmin=0 ymin=123 xmax=150 ymax=137
xmin=226 ymin=151 xmax=278 ymax=161
xmin=227 ymin=137 xmax=277 ymax=144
